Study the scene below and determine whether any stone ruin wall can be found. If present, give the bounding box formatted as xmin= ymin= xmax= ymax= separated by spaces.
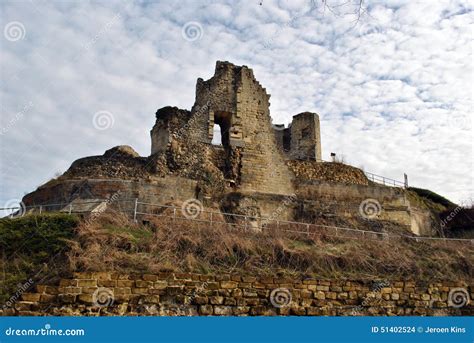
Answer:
xmin=20 ymin=61 xmax=436 ymax=235
xmin=185 ymin=61 xmax=295 ymax=195
xmin=5 ymin=272 xmax=472 ymax=317
xmin=274 ymin=112 xmax=322 ymax=161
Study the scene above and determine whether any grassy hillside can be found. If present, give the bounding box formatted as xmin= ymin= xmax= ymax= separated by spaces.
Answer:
xmin=68 ymin=213 xmax=472 ymax=281
xmin=1 ymin=212 xmax=472 ymax=305
xmin=0 ymin=214 xmax=79 ymax=304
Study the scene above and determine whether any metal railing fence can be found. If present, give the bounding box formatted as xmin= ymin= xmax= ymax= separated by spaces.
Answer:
xmin=1 ymin=198 xmax=471 ymax=245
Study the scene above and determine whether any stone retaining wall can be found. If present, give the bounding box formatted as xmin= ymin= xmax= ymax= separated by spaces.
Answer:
xmin=3 ymin=273 xmax=472 ymax=316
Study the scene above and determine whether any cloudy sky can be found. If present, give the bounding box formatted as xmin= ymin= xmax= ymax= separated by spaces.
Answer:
xmin=1 ymin=0 xmax=472 ymax=213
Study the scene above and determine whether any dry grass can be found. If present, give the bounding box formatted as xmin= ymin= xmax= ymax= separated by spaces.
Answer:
xmin=67 ymin=211 xmax=473 ymax=281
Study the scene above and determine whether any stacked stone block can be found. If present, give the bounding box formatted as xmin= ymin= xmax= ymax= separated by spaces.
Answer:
xmin=4 ymin=272 xmax=472 ymax=316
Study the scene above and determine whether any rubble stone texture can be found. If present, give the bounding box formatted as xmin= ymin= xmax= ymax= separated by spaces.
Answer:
xmin=4 ymin=272 xmax=472 ymax=316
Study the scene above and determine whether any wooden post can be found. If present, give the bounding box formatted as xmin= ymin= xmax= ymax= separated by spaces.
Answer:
xmin=133 ymin=198 xmax=138 ymax=222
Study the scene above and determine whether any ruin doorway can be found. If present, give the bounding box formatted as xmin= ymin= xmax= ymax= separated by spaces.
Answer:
xmin=213 ymin=111 xmax=232 ymax=148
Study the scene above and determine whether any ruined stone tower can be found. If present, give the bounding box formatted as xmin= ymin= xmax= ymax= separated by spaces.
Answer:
xmin=20 ymin=61 xmax=432 ymax=234
xmin=151 ymin=61 xmax=322 ymax=196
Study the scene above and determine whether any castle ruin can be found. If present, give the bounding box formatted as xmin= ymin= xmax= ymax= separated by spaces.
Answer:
xmin=21 ymin=61 xmax=437 ymax=235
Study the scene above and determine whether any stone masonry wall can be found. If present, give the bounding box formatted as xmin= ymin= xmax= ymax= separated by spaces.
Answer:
xmin=6 ymin=272 xmax=472 ymax=316
xmin=295 ymin=180 xmax=412 ymax=229
xmin=289 ymin=112 xmax=322 ymax=161
xmin=187 ymin=61 xmax=294 ymax=195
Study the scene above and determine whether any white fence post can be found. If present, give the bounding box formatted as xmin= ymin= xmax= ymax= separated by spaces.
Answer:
xmin=133 ymin=198 xmax=138 ymax=222
xmin=68 ymin=204 xmax=72 ymax=214
xmin=39 ymin=206 xmax=42 ymax=214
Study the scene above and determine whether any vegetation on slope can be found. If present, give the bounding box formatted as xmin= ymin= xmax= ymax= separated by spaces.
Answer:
xmin=1 ymin=212 xmax=472 ymax=306
xmin=67 ymin=213 xmax=472 ymax=281
xmin=407 ymin=187 xmax=455 ymax=210
xmin=0 ymin=213 xmax=79 ymax=304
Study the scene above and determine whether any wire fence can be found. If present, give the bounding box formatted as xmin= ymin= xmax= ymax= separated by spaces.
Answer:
xmin=1 ymin=198 xmax=472 ymax=245
xmin=363 ymin=171 xmax=406 ymax=188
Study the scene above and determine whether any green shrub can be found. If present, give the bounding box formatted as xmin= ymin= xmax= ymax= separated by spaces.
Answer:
xmin=0 ymin=213 xmax=79 ymax=304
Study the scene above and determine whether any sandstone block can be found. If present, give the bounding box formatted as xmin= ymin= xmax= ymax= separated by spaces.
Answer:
xmin=117 ymin=280 xmax=134 ymax=287
xmin=143 ymin=274 xmax=159 ymax=282
xmin=135 ymin=280 xmax=153 ymax=288
xmin=316 ymin=285 xmax=329 ymax=291
xmin=220 ymin=281 xmax=238 ymax=289
xmin=214 ymin=306 xmax=233 ymax=315
xmin=224 ymin=297 xmax=237 ymax=306
xmin=233 ymin=306 xmax=250 ymax=315
xmin=132 ymin=288 xmax=149 ymax=295
xmin=59 ymin=279 xmax=78 ymax=287
xmin=194 ymin=296 xmax=208 ymax=305
xmin=199 ymin=305 xmax=213 ymax=315
xmin=21 ymin=293 xmax=41 ymax=302
xmin=98 ymin=280 xmax=117 ymax=288
xmin=114 ymin=287 xmax=132 ymax=295
xmin=77 ymin=279 xmax=97 ymax=287
xmin=242 ymin=276 xmax=257 ymax=283
xmin=314 ymin=291 xmax=326 ymax=300
xmin=209 ymin=296 xmax=224 ymax=305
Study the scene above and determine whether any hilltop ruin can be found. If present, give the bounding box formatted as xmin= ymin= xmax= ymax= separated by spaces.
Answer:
xmin=22 ymin=61 xmax=443 ymax=236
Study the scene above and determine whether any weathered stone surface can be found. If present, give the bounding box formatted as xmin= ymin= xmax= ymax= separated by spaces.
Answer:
xmin=4 ymin=272 xmax=472 ymax=317
xmin=19 ymin=61 xmax=435 ymax=236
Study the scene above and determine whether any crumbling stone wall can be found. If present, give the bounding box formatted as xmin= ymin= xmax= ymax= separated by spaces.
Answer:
xmin=274 ymin=112 xmax=322 ymax=161
xmin=288 ymin=161 xmax=369 ymax=185
xmin=295 ymin=180 xmax=414 ymax=231
xmin=151 ymin=61 xmax=295 ymax=195
xmin=19 ymin=61 xmax=437 ymax=237
xmin=5 ymin=272 xmax=472 ymax=316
